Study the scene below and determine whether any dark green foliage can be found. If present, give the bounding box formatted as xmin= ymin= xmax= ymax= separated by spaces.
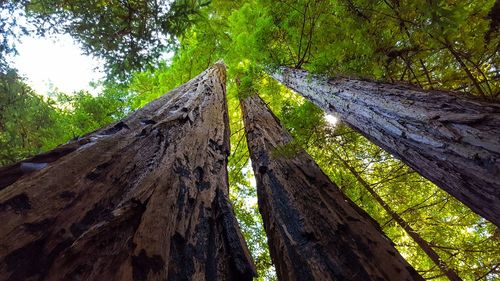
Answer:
xmin=0 ymin=69 xmax=67 ymax=165
xmin=54 ymin=84 xmax=128 ymax=137
xmin=0 ymin=69 xmax=128 ymax=166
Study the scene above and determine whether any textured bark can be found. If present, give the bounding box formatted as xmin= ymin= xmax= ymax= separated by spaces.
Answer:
xmin=336 ymin=154 xmax=462 ymax=281
xmin=272 ymin=67 xmax=500 ymax=226
xmin=241 ymin=94 xmax=423 ymax=281
xmin=0 ymin=63 xmax=256 ymax=281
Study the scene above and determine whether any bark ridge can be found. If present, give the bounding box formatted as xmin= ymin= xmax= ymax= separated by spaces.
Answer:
xmin=0 ymin=63 xmax=256 ymax=281
xmin=242 ymin=94 xmax=423 ymax=281
xmin=272 ymin=67 xmax=500 ymax=226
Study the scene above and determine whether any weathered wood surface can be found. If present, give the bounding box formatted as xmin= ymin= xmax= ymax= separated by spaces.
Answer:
xmin=241 ymin=94 xmax=423 ymax=281
xmin=0 ymin=63 xmax=256 ymax=281
xmin=272 ymin=67 xmax=500 ymax=226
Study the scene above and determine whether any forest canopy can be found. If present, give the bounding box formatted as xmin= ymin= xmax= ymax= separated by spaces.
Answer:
xmin=1 ymin=0 xmax=499 ymax=280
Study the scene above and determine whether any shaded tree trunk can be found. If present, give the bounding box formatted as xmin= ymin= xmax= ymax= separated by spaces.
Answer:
xmin=335 ymin=153 xmax=462 ymax=281
xmin=241 ymin=94 xmax=423 ymax=281
xmin=271 ymin=67 xmax=500 ymax=226
xmin=0 ymin=63 xmax=256 ymax=281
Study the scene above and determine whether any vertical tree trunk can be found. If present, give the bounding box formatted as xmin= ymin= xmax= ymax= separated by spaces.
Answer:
xmin=335 ymin=153 xmax=462 ymax=281
xmin=241 ymin=94 xmax=423 ymax=281
xmin=0 ymin=63 xmax=256 ymax=281
xmin=271 ymin=67 xmax=500 ymax=226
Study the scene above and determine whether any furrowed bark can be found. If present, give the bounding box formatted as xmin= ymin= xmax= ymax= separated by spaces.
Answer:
xmin=0 ymin=63 xmax=256 ymax=281
xmin=271 ymin=67 xmax=500 ymax=226
xmin=335 ymin=153 xmax=462 ymax=281
xmin=241 ymin=94 xmax=423 ymax=281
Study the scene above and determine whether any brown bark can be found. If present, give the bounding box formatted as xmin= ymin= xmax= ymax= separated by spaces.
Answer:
xmin=241 ymin=94 xmax=423 ymax=281
xmin=271 ymin=67 xmax=500 ymax=226
xmin=335 ymin=153 xmax=462 ymax=281
xmin=0 ymin=63 xmax=256 ymax=281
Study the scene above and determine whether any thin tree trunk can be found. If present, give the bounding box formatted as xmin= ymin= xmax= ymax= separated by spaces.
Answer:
xmin=241 ymin=94 xmax=423 ymax=281
xmin=271 ymin=67 xmax=500 ymax=226
xmin=0 ymin=63 xmax=256 ymax=281
xmin=419 ymin=59 xmax=433 ymax=89
xmin=445 ymin=44 xmax=487 ymax=98
xmin=335 ymin=153 xmax=462 ymax=281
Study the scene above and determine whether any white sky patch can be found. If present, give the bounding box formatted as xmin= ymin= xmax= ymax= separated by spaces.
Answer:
xmin=241 ymin=161 xmax=258 ymax=208
xmin=11 ymin=34 xmax=104 ymax=95
xmin=325 ymin=114 xmax=339 ymax=126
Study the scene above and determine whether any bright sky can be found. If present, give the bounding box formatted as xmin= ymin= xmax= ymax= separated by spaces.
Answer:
xmin=9 ymin=34 xmax=342 ymax=132
xmin=11 ymin=34 xmax=104 ymax=95
xmin=325 ymin=114 xmax=339 ymax=126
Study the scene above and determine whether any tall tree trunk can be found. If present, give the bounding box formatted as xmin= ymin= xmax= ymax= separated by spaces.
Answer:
xmin=241 ymin=94 xmax=423 ymax=281
xmin=335 ymin=153 xmax=462 ymax=281
xmin=0 ymin=63 xmax=256 ymax=281
xmin=271 ymin=67 xmax=500 ymax=226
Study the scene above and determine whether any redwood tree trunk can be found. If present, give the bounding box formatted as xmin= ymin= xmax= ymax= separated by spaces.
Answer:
xmin=0 ymin=63 xmax=256 ymax=281
xmin=335 ymin=153 xmax=462 ymax=281
xmin=272 ymin=67 xmax=500 ymax=226
xmin=241 ymin=94 xmax=423 ymax=281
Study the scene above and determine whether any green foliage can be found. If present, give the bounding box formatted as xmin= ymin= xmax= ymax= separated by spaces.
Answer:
xmin=259 ymin=84 xmax=500 ymax=280
xmin=229 ymin=165 xmax=276 ymax=281
xmin=230 ymin=0 xmax=499 ymax=97
xmin=0 ymin=69 xmax=128 ymax=166
xmin=18 ymin=0 xmax=210 ymax=79
xmin=54 ymin=85 xmax=128 ymax=137
xmin=0 ymin=1 xmax=30 ymax=71
xmin=0 ymin=69 xmax=69 ymax=165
